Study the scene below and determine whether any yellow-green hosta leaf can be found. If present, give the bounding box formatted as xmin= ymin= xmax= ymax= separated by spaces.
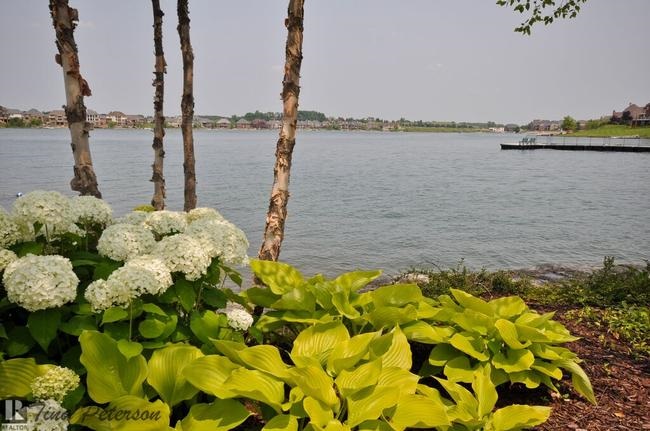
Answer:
xmin=450 ymin=289 xmax=494 ymax=317
xmin=224 ymin=368 xmax=286 ymax=412
xmin=0 ymin=358 xmax=51 ymax=398
xmin=444 ymin=356 xmax=477 ymax=383
xmin=402 ymin=321 xmax=454 ymax=344
xmin=508 ymin=370 xmax=542 ymax=388
xmin=555 ymin=359 xmax=596 ymax=405
xmin=371 ymin=283 xmax=423 ymax=307
xmin=472 ymin=365 xmax=498 ymax=417
xmin=327 ymin=331 xmax=379 ymax=375
xmin=333 ymin=270 xmax=382 ymax=292
xmin=288 ymin=366 xmax=339 ymax=409
xmin=291 ymin=322 xmax=350 ymax=367
xmin=237 ymin=344 xmax=293 ymax=381
xmin=390 ymin=394 xmax=451 ymax=430
xmin=495 ymin=319 xmax=531 ymax=350
xmin=210 ymin=339 xmax=247 ymax=364
xmin=513 ymin=324 xmax=552 ymax=343
xmin=263 ymin=414 xmax=299 ymax=431
xmin=331 ymin=290 xmax=361 ymax=319
xmin=434 ymin=377 xmax=479 ymax=413
xmin=250 ymin=260 xmax=305 ymax=294
xmin=489 ymin=296 xmax=527 ymax=318
xmin=515 ymin=311 xmax=555 ymax=328
xmin=428 ymin=343 xmax=463 ymax=367
xmin=303 ymin=396 xmax=335 ymax=428
xmin=415 ymin=300 xmax=440 ymax=319
xmin=179 ymin=400 xmax=250 ymax=431
xmin=531 ymin=360 xmax=563 ymax=380
xmin=493 ymin=348 xmax=535 ymax=373
xmin=71 ymin=395 xmax=170 ymax=431
xmin=346 ymin=386 xmax=399 ymax=428
xmin=370 ymin=326 xmax=412 ymax=370
xmin=335 ymin=359 xmax=382 ymax=398
xmin=182 ymin=355 xmax=240 ymax=399
xmin=366 ymin=305 xmax=418 ymax=329
xmin=272 ymin=286 xmax=316 ymax=312
xmin=79 ymin=331 xmax=147 ymax=403
xmin=490 ymin=405 xmax=551 ymax=430
xmin=377 ymin=367 xmax=419 ymax=396
xmin=147 ymin=344 xmax=204 ymax=406
xmin=323 ymin=420 xmax=352 ymax=431
xmin=452 ymin=309 xmax=494 ymax=336
xmin=449 ymin=332 xmax=489 ymax=361
xmin=544 ymin=321 xmax=580 ymax=343
xmin=357 ymin=420 xmax=394 ymax=431
xmin=243 ymin=286 xmax=281 ymax=308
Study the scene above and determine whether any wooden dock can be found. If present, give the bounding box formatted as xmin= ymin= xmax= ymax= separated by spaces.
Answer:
xmin=501 ymin=136 xmax=650 ymax=153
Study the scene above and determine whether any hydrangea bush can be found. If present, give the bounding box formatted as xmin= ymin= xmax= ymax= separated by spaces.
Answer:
xmin=0 ymin=191 xmax=592 ymax=430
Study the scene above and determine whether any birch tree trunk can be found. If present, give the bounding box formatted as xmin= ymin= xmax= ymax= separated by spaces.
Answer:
xmin=177 ymin=0 xmax=197 ymax=211
xmin=49 ymin=0 xmax=101 ymax=198
xmin=151 ymin=0 xmax=166 ymax=210
xmin=258 ymin=0 xmax=305 ymax=262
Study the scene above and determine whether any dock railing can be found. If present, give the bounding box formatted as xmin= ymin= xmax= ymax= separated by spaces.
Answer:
xmin=539 ymin=135 xmax=650 ymax=148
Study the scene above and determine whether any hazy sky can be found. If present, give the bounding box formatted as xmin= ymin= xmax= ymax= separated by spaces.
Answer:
xmin=1 ymin=0 xmax=649 ymax=124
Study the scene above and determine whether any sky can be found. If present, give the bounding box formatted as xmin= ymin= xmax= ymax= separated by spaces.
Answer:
xmin=1 ymin=0 xmax=649 ymax=125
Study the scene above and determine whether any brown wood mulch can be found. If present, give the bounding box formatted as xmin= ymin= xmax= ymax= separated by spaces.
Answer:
xmin=527 ymin=307 xmax=650 ymax=431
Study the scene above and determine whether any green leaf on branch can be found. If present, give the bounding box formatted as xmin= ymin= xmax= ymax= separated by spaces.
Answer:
xmin=176 ymin=279 xmax=197 ymax=312
xmin=27 ymin=308 xmax=61 ymax=351
xmin=101 ymin=307 xmax=129 ymax=325
xmin=116 ymin=339 xmax=143 ymax=360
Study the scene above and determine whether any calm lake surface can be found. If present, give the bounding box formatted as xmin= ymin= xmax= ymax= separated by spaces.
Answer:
xmin=1 ymin=128 xmax=648 ymax=276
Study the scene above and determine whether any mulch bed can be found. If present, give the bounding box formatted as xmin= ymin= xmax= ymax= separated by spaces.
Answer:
xmin=527 ymin=306 xmax=650 ymax=430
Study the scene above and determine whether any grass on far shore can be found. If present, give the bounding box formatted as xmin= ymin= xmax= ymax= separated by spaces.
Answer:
xmin=567 ymin=124 xmax=650 ymax=138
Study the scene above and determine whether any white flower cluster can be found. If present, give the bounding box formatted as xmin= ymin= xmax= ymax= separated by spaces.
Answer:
xmin=11 ymin=190 xmax=74 ymax=237
xmin=22 ymin=399 xmax=68 ymax=431
xmin=70 ymin=195 xmax=113 ymax=226
xmin=0 ymin=207 xmax=22 ymax=247
xmin=31 ymin=366 xmax=80 ymax=402
xmin=225 ymin=302 xmax=254 ymax=331
xmin=186 ymin=207 xmax=225 ymax=223
xmin=0 ymin=248 xmax=18 ymax=272
xmin=152 ymin=234 xmax=211 ymax=281
xmin=84 ymin=259 xmax=173 ymax=311
xmin=185 ymin=218 xmax=249 ymax=266
xmin=2 ymin=255 xmax=79 ymax=311
xmin=116 ymin=210 xmax=149 ymax=225
xmin=144 ymin=210 xmax=187 ymax=236
xmin=97 ymin=223 xmax=156 ymax=261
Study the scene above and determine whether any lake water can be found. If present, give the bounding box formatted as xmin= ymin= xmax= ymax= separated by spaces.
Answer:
xmin=1 ymin=128 xmax=648 ymax=277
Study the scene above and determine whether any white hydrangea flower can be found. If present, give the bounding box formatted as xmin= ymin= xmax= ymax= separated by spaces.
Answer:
xmin=124 ymin=255 xmax=173 ymax=295
xmin=152 ymin=234 xmax=211 ymax=281
xmin=115 ymin=210 xmax=149 ymax=226
xmin=225 ymin=302 xmax=254 ymax=331
xmin=0 ymin=248 xmax=18 ymax=272
xmin=11 ymin=190 xmax=74 ymax=237
xmin=84 ymin=263 xmax=173 ymax=311
xmin=143 ymin=210 xmax=188 ymax=236
xmin=97 ymin=223 xmax=156 ymax=261
xmin=185 ymin=218 xmax=249 ymax=266
xmin=70 ymin=196 xmax=113 ymax=226
xmin=186 ymin=207 xmax=226 ymax=223
xmin=22 ymin=399 xmax=69 ymax=431
xmin=2 ymin=255 xmax=79 ymax=311
xmin=0 ymin=207 xmax=22 ymax=247
xmin=31 ymin=366 xmax=80 ymax=402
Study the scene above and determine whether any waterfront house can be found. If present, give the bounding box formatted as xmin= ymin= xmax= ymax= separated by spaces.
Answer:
xmin=236 ymin=118 xmax=252 ymax=129
xmin=107 ymin=111 xmax=128 ymax=127
xmin=611 ymin=102 xmax=648 ymax=125
xmin=86 ymin=109 xmax=99 ymax=126
xmin=251 ymin=119 xmax=269 ymax=129
xmin=47 ymin=110 xmax=67 ymax=127
xmin=215 ymin=118 xmax=232 ymax=129
xmin=23 ymin=109 xmax=45 ymax=124
xmin=0 ymin=106 xmax=7 ymax=125
xmin=126 ymin=115 xmax=146 ymax=128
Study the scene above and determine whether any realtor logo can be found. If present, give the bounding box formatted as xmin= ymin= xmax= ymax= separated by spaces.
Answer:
xmin=1 ymin=400 xmax=29 ymax=431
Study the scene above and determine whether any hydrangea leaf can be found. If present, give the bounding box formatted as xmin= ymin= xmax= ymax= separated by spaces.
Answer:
xmin=27 ymin=308 xmax=61 ymax=351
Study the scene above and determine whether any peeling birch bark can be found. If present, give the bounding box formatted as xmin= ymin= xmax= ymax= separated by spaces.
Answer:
xmin=177 ymin=0 xmax=197 ymax=211
xmin=258 ymin=0 xmax=305 ymax=262
xmin=49 ymin=0 xmax=101 ymax=198
xmin=151 ymin=0 xmax=167 ymax=210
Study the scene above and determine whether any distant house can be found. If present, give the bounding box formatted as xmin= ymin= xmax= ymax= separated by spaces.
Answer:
xmin=236 ymin=118 xmax=252 ymax=129
xmin=193 ymin=117 xmax=213 ymax=128
xmin=0 ymin=106 xmax=7 ymax=125
xmin=251 ymin=119 xmax=268 ymax=129
xmin=86 ymin=109 xmax=99 ymax=126
xmin=47 ymin=110 xmax=67 ymax=127
xmin=527 ymin=119 xmax=560 ymax=132
xmin=215 ymin=118 xmax=232 ymax=129
xmin=504 ymin=124 xmax=520 ymax=132
xmin=611 ymin=102 xmax=649 ymax=125
xmin=107 ymin=111 xmax=128 ymax=127
xmin=23 ymin=109 xmax=45 ymax=124
xmin=126 ymin=115 xmax=146 ymax=128
xmin=267 ymin=119 xmax=282 ymax=129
